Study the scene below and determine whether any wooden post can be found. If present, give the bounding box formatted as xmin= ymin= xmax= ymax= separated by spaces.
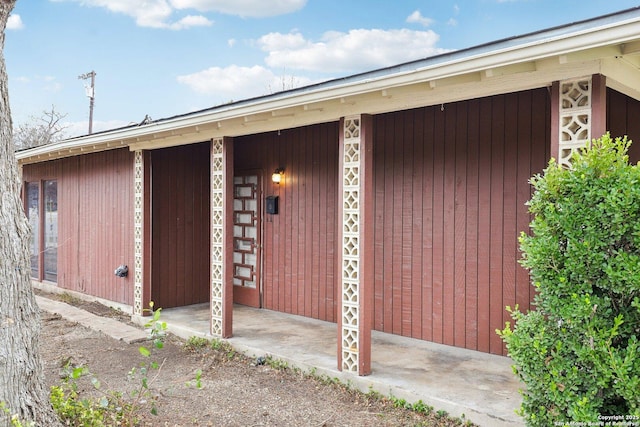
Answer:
xmin=591 ymin=74 xmax=607 ymax=140
xmin=550 ymin=81 xmax=560 ymax=163
xmin=222 ymin=136 xmax=234 ymax=338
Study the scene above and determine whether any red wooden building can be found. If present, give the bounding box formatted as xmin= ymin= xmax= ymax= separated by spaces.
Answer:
xmin=18 ymin=9 xmax=640 ymax=375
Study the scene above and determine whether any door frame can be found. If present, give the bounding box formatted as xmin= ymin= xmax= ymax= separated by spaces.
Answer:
xmin=232 ymin=169 xmax=263 ymax=307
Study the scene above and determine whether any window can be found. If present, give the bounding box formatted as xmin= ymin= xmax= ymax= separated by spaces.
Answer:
xmin=43 ymin=180 xmax=58 ymax=282
xmin=26 ymin=182 xmax=39 ymax=277
xmin=25 ymin=180 xmax=58 ymax=283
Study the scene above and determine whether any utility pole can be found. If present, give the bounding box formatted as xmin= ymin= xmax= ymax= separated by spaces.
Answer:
xmin=78 ymin=70 xmax=96 ymax=134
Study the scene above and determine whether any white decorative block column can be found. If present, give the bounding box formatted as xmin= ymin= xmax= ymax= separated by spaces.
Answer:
xmin=558 ymin=77 xmax=592 ymax=168
xmin=340 ymin=116 xmax=361 ymax=373
xmin=338 ymin=115 xmax=373 ymax=376
xmin=133 ymin=150 xmax=144 ymax=316
xmin=210 ymin=138 xmax=224 ymax=336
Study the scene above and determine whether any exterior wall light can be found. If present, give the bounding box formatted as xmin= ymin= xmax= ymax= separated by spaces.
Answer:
xmin=272 ymin=168 xmax=284 ymax=184
xmin=114 ymin=264 xmax=128 ymax=278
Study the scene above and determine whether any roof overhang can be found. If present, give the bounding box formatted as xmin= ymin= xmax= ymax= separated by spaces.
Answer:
xmin=16 ymin=7 xmax=640 ymax=165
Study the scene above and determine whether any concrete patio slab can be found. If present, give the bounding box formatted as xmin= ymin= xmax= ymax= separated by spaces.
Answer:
xmin=156 ymin=303 xmax=524 ymax=427
xmin=34 ymin=291 xmax=523 ymax=426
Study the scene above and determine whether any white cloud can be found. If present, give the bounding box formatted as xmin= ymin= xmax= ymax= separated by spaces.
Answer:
xmin=169 ymin=0 xmax=306 ymax=17
xmin=178 ymin=65 xmax=272 ymax=94
xmin=227 ymin=38 xmax=236 ymax=47
xmin=7 ymin=14 xmax=24 ymax=30
xmin=177 ymin=64 xmax=313 ymax=98
xmin=180 ymin=28 xmax=443 ymax=101
xmin=258 ymin=29 xmax=448 ymax=73
xmin=50 ymin=0 xmax=212 ymax=29
xmin=50 ymin=0 xmax=305 ymax=26
xmin=168 ymin=14 xmax=213 ymax=30
xmin=258 ymin=31 xmax=307 ymax=50
xmin=406 ymin=10 xmax=434 ymax=27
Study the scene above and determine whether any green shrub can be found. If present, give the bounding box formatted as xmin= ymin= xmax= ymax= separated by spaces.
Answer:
xmin=498 ymin=133 xmax=640 ymax=426
xmin=49 ymin=365 xmax=111 ymax=427
xmin=49 ymin=302 xmax=168 ymax=426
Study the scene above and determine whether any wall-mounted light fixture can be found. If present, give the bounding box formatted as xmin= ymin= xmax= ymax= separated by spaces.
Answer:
xmin=114 ymin=264 xmax=128 ymax=278
xmin=272 ymin=168 xmax=284 ymax=184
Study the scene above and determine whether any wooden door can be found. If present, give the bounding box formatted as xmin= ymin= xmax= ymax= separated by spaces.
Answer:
xmin=233 ymin=173 xmax=262 ymax=307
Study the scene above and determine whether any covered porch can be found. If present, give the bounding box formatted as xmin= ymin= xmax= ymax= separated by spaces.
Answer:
xmin=159 ymin=303 xmax=523 ymax=427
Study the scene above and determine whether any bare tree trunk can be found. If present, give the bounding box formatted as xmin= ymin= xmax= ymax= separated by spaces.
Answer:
xmin=0 ymin=1 xmax=62 ymax=425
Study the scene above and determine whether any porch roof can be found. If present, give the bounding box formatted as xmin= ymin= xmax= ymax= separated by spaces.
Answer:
xmin=16 ymin=7 xmax=640 ymax=164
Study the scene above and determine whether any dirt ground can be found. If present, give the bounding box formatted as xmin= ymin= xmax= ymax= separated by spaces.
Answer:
xmin=38 ymin=293 xmax=475 ymax=426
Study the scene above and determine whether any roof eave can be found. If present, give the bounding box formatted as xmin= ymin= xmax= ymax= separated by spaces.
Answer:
xmin=16 ymin=9 xmax=640 ymax=163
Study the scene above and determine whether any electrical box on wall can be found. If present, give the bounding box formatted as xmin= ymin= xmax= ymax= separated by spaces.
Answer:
xmin=266 ymin=196 xmax=279 ymax=215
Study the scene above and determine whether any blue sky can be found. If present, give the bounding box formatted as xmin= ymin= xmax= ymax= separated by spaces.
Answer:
xmin=5 ymin=0 xmax=640 ymax=138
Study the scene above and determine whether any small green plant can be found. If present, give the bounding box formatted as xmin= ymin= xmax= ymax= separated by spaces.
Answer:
xmin=313 ymin=373 xmax=341 ymax=387
xmin=411 ymin=400 xmax=434 ymax=415
xmin=58 ymin=291 xmax=82 ymax=305
xmin=186 ymin=369 xmax=203 ymax=389
xmin=435 ymin=409 xmax=449 ymax=419
xmin=209 ymin=338 xmax=225 ymax=350
xmin=365 ymin=386 xmax=384 ymax=400
xmin=127 ymin=301 xmax=168 ymax=418
xmin=303 ymin=372 xmax=472 ymax=425
xmin=391 ymin=396 xmax=409 ymax=409
xmin=210 ymin=338 xmax=236 ymax=358
xmin=48 ymin=301 xmax=169 ymax=426
xmin=0 ymin=402 xmax=34 ymax=427
xmin=50 ymin=367 xmax=107 ymax=427
xmin=387 ymin=395 xmax=438 ymax=415
xmin=498 ymin=134 xmax=640 ymax=426
xmin=49 ymin=363 xmax=132 ymax=427
xmin=183 ymin=336 xmax=209 ymax=352
xmin=183 ymin=336 xmax=235 ymax=359
xmin=264 ymin=355 xmax=289 ymax=370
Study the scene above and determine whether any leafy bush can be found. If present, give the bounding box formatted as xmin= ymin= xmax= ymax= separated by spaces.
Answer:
xmin=50 ymin=365 xmax=114 ymax=427
xmin=498 ymin=134 xmax=640 ymax=426
xmin=50 ymin=302 xmax=168 ymax=426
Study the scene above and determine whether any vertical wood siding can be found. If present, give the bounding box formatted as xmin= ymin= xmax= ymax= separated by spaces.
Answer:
xmin=372 ymin=89 xmax=550 ymax=355
xmin=607 ymin=88 xmax=640 ymax=162
xmin=22 ymin=149 xmax=135 ymax=305
xmin=234 ymin=123 xmax=339 ymax=322
xmin=151 ymin=143 xmax=210 ymax=309
xmin=20 ymin=84 xmax=586 ymax=356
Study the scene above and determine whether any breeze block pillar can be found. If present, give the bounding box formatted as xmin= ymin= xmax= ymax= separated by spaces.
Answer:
xmin=554 ymin=75 xmax=606 ymax=168
xmin=337 ymin=114 xmax=374 ymax=376
xmin=210 ymin=137 xmax=234 ymax=338
xmin=133 ymin=150 xmax=151 ymax=316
